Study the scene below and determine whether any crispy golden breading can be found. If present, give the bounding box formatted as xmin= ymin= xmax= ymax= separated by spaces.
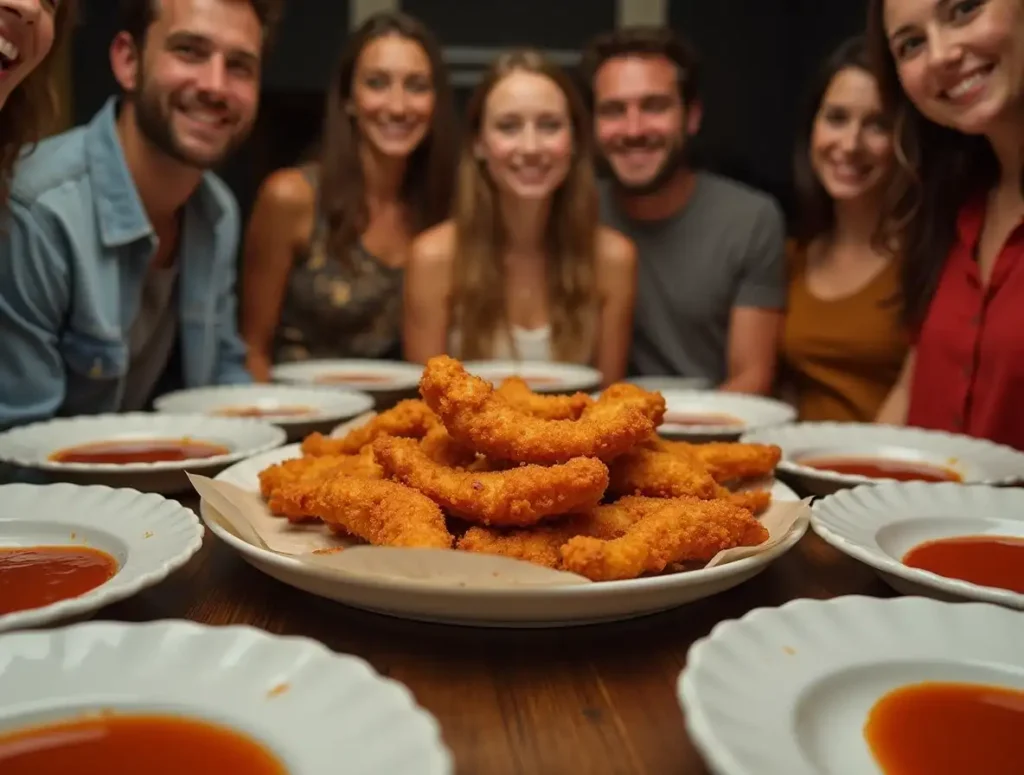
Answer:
xmin=689 ymin=442 xmax=782 ymax=483
xmin=455 ymin=497 xmax=649 ymax=568
xmin=419 ymin=356 xmax=655 ymax=464
xmin=300 ymin=399 xmax=439 ymax=456
xmin=276 ymin=476 xmax=453 ymax=549
xmin=608 ymin=446 xmax=720 ymax=499
xmin=418 ymin=424 xmax=479 ymax=469
xmin=560 ymin=496 xmax=769 ymax=581
xmin=495 ymin=376 xmax=593 ymax=420
xmin=373 ymin=435 xmax=609 ymax=527
xmin=260 ymin=450 xmax=383 ymax=521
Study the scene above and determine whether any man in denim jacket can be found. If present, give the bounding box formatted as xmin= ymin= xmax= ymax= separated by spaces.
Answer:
xmin=0 ymin=0 xmax=281 ymax=429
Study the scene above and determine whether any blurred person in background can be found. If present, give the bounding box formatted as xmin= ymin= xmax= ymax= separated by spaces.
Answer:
xmin=241 ymin=11 xmax=456 ymax=381
xmin=870 ymin=0 xmax=1024 ymax=450
xmin=780 ymin=36 xmax=908 ymax=422
xmin=0 ymin=0 xmax=277 ymax=429
xmin=402 ymin=49 xmax=637 ymax=386
xmin=0 ymin=0 xmax=77 ymax=210
xmin=584 ymin=27 xmax=787 ymax=395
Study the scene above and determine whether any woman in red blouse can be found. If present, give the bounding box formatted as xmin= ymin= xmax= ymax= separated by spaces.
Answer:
xmin=868 ymin=0 xmax=1024 ymax=451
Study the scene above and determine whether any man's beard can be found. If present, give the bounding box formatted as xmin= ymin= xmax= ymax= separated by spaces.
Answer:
xmin=607 ymin=134 xmax=688 ymax=196
xmin=130 ymin=78 xmax=247 ymax=170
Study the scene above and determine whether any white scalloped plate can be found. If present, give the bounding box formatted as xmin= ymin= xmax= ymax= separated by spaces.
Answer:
xmin=199 ymin=445 xmax=806 ymax=628
xmin=679 ymin=596 xmax=1024 ymax=775
xmin=812 ymin=482 xmax=1024 ymax=608
xmin=0 ymin=620 xmax=452 ymax=774
xmin=0 ymin=414 xmax=286 ymax=494
xmin=658 ymin=390 xmax=796 ymax=442
xmin=461 ymin=360 xmax=602 ymax=394
xmin=153 ymin=384 xmax=375 ymax=442
xmin=272 ymin=359 xmax=423 ymax=394
xmin=741 ymin=422 xmax=1024 ymax=496
xmin=0 ymin=483 xmax=203 ymax=632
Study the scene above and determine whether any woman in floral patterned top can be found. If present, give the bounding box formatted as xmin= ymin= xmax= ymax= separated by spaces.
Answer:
xmin=240 ymin=11 xmax=456 ymax=379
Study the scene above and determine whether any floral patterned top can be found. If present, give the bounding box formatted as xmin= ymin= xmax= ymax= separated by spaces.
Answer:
xmin=272 ymin=168 xmax=404 ymax=363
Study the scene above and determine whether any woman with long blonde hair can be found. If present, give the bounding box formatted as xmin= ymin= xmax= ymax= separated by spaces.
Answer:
xmin=403 ymin=49 xmax=637 ymax=385
xmin=0 ymin=0 xmax=77 ymax=208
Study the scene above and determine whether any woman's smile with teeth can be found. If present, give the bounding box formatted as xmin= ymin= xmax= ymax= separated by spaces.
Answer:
xmin=0 ymin=34 xmax=20 ymax=68
xmin=944 ymin=67 xmax=993 ymax=101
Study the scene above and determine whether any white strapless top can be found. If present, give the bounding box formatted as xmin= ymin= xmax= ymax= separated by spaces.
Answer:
xmin=448 ymin=325 xmax=553 ymax=362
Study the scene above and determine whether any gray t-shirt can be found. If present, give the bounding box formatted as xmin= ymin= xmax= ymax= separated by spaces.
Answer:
xmin=120 ymin=263 xmax=180 ymax=412
xmin=599 ymin=172 xmax=787 ymax=384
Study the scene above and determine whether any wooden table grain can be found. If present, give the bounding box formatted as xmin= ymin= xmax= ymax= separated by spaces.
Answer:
xmin=99 ymin=496 xmax=893 ymax=775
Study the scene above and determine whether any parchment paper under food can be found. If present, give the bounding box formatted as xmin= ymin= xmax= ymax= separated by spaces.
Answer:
xmin=189 ymin=473 xmax=810 ymax=589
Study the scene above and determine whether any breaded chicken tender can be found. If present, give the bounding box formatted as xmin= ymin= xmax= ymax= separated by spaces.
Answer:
xmin=419 ymin=356 xmax=655 ymax=464
xmin=560 ymin=496 xmax=769 ymax=581
xmin=373 ymin=435 xmax=609 ymax=526
xmin=300 ymin=399 xmax=439 ymax=456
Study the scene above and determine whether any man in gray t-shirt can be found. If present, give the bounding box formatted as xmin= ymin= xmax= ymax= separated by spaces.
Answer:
xmin=583 ymin=28 xmax=786 ymax=394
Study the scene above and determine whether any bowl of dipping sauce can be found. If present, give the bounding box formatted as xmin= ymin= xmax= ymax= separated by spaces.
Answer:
xmin=0 ymin=414 xmax=286 ymax=494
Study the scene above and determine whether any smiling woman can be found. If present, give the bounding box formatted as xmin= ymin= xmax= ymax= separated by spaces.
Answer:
xmin=240 ymin=11 xmax=458 ymax=382
xmin=0 ymin=0 xmax=76 ymax=208
xmin=779 ymin=36 xmax=909 ymax=423
xmin=402 ymin=49 xmax=639 ymax=386
xmin=869 ymin=0 xmax=1024 ymax=451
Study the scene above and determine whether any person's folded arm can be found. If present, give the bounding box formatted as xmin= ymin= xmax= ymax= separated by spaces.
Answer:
xmin=719 ymin=201 xmax=787 ymax=395
xmin=593 ymin=228 xmax=638 ymax=386
xmin=876 ymin=348 xmax=916 ymax=425
xmin=402 ymin=225 xmax=454 ymax=363
xmin=239 ymin=170 xmax=312 ymax=382
xmin=0 ymin=200 xmax=70 ymax=429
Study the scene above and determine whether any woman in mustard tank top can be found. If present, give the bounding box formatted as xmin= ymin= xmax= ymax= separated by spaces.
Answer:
xmin=780 ymin=37 xmax=909 ymax=422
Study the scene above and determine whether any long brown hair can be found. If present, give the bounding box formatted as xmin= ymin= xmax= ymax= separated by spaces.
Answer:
xmin=0 ymin=0 xmax=78 ymax=206
xmin=866 ymin=0 xmax=998 ymax=328
xmin=792 ymin=36 xmax=893 ymax=243
xmin=317 ymin=11 xmax=456 ymax=265
xmin=451 ymin=49 xmax=599 ymax=362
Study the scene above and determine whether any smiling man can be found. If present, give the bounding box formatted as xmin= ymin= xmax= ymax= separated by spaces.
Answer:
xmin=0 ymin=0 xmax=281 ymax=428
xmin=583 ymin=27 xmax=787 ymax=394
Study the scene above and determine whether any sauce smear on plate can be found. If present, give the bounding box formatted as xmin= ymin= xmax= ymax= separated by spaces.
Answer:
xmin=0 ymin=546 xmax=117 ymax=615
xmin=315 ymin=373 xmax=391 ymax=386
xmin=0 ymin=713 xmax=288 ymax=775
xmin=664 ymin=412 xmax=744 ymax=427
xmin=902 ymin=535 xmax=1024 ymax=593
xmin=214 ymin=405 xmax=315 ymax=418
xmin=865 ymin=681 xmax=1024 ymax=775
xmin=50 ymin=439 xmax=230 ymax=464
xmin=799 ymin=456 xmax=960 ymax=482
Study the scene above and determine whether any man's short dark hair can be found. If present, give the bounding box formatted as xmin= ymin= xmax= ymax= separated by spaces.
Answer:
xmin=581 ymin=26 xmax=700 ymax=107
xmin=118 ymin=0 xmax=283 ymax=48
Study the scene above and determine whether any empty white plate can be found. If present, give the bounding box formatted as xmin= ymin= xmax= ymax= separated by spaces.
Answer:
xmin=742 ymin=422 xmax=1024 ymax=496
xmin=658 ymin=390 xmax=796 ymax=442
xmin=0 ymin=483 xmax=203 ymax=632
xmin=153 ymin=384 xmax=374 ymax=442
xmin=461 ymin=360 xmax=602 ymax=394
xmin=812 ymin=482 xmax=1024 ymax=608
xmin=0 ymin=619 xmax=452 ymax=774
xmin=680 ymin=595 xmax=1024 ymax=775
xmin=0 ymin=413 xmax=286 ymax=494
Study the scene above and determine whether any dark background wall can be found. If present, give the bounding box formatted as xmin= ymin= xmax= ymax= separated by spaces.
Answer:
xmin=71 ymin=0 xmax=869 ymax=228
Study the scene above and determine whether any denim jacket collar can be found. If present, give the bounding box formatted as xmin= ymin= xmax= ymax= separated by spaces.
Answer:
xmin=85 ymin=97 xmax=227 ymax=248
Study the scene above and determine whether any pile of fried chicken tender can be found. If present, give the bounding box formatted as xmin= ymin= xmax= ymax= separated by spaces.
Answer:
xmin=258 ymin=356 xmax=783 ymax=582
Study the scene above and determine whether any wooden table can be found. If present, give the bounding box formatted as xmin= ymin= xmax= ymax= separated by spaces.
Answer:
xmin=100 ymin=495 xmax=893 ymax=775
